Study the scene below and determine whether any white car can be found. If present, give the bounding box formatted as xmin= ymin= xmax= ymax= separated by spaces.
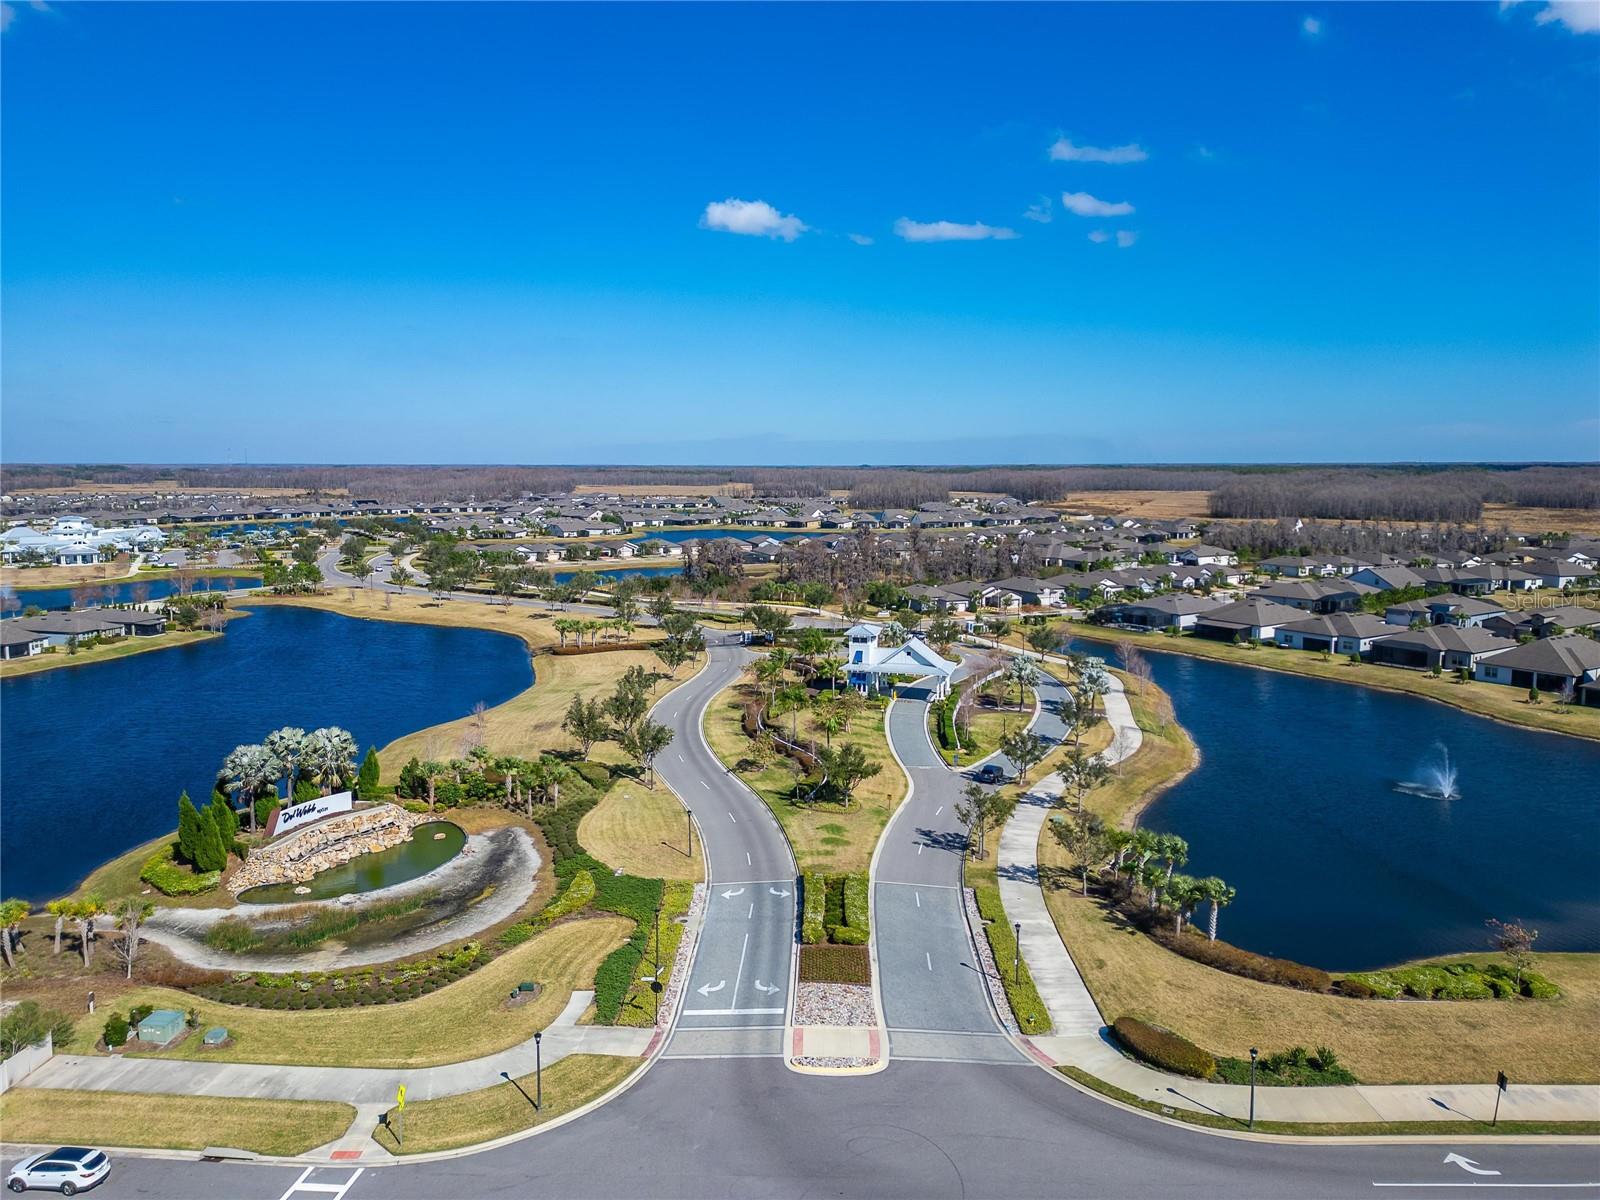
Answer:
xmin=6 ymin=1148 xmax=110 ymax=1195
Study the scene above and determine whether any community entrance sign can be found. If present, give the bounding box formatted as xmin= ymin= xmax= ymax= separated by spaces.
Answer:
xmin=267 ymin=790 xmax=354 ymax=838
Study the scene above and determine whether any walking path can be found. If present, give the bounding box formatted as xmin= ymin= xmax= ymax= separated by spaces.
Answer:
xmin=989 ymin=644 xmax=1600 ymax=1124
xmin=21 ymin=990 xmax=652 ymax=1106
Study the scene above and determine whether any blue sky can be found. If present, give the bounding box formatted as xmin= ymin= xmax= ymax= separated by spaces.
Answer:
xmin=2 ymin=1 xmax=1597 ymax=466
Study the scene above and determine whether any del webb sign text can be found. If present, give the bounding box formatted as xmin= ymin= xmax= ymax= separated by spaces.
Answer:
xmin=269 ymin=790 xmax=354 ymax=837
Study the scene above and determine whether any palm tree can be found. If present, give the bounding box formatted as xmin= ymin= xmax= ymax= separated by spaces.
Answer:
xmin=1005 ymin=655 xmax=1039 ymax=714
xmin=45 ymin=898 xmax=73 ymax=955
xmin=1165 ymin=874 xmax=1201 ymax=936
xmin=1105 ymin=828 xmax=1137 ymax=873
xmin=72 ymin=896 xmax=105 ymax=968
xmin=1139 ymin=861 xmax=1167 ymax=910
xmin=0 ymin=899 xmax=29 ymax=969
xmin=265 ymin=727 xmax=306 ymax=802
xmin=222 ymin=743 xmax=280 ymax=832
xmin=302 ymin=727 xmax=358 ymax=795
xmin=1199 ymin=877 xmax=1236 ymax=942
xmin=420 ymin=760 xmax=443 ymax=811
xmin=1156 ymin=833 xmax=1189 ymax=885
xmin=811 ymin=706 xmax=845 ymax=747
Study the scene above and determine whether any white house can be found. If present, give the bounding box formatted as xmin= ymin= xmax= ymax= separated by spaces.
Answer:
xmin=844 ymin=624 xmax=956 ymax=698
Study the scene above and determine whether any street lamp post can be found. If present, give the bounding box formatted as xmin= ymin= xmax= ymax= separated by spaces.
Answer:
xmin=654 ymin=905 xmax=663 ymax=1024
xmin=1013 ymin=922 xmax=1021 ymax=986
xmin=535 ymin=1030 xmax=543 ymax=1111
xmin=686 ymin=808 xmax=693 ymax=858
xmin=1248 ymin=1046 xmax=1258 ymax=1129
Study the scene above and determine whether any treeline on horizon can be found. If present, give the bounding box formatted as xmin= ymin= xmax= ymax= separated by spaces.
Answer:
xmin=2 ymin=462 xmax=1594 ymax=524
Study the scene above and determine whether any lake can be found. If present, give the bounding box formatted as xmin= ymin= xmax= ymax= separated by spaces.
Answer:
xmin=1065 ymin=637 xmax=1600 ymax=970
xmin=3 ymin=574 xmax=262 ymax=615
xmin=0 ymin=605 xmax=532 ymax=901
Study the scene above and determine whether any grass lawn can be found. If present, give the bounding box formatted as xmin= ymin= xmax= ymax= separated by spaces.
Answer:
xmin=375 ymin=1054 xmax=639 ymax=1154
xmin=701 ymin=680 xmax=906 ymax=873
xmin=578 ymin=778 xmax=702 ymax=882
xmin=252 ymin=592 xmax=666 ymax=769
xmin=1037 ymin=680 xmax=1600 ymax=1084
xmin=0 ymin=630 xmax=221 ymax=679
xmin=1058 ymin=1066 xmax=1599 ymax=1137
xmin=68 ymin=916 xmax=633 ymax=1069
xmin=1046 ymin=619 xmax=1600 ymax=742
xmin=934 ymin=683 xmax=1035 ymax=766
xmin=0 ymin=1089 xmax=356 ymax=1157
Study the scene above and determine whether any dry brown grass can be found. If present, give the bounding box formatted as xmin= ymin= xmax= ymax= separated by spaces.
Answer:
xmin=375 ymin=1054 xmax=639 ymax=1154
xmin=0 ymin=630 xmax=220 ymax=679
xmin=0 ymin=560 xmax=143 ymax=588
xmin=1038 ymin=681 xmax=1600 ymax=1083
xmin=65 ymin=916 xmax=632 ymax=1069
xmin=0 ymin=1090 xmax=355 ymax=1157
xmin=578 ymin=777 xmax=703 ymax=881
xmin=1051 ymin=490 xmax=1213 ymax=520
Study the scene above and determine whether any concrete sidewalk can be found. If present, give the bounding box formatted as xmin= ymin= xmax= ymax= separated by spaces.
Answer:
xmin=995 ymin=662 xmax=1600 ymax=1125
xmin=20 ymin=990 xmax=652 ymax=1105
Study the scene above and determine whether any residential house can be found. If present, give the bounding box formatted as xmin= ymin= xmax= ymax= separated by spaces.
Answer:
xmin=1253 ymin=579 xmax=1378 ymax=614
xmin=1098 ymin=594 xmax=1228 ymax=631
xmin=1176 ymin=544 xmax=1238 ymax=567
xmin=1482 ymin=606 xmax=1600 ymax=641
xmin=0 ymin=624 xmax=50 ymax=660
xmin=1473 ymin=634 xmax=1600 ymax=699
xmin=1384 ymin=592 xmax=1506 ymax=628
xmin=1191 ymin=598 xmax=1307 ymax=643
xmin=1367 ymin=625 xmax=1516 ymax=672
xmin=1274 ymin=612 xmax=1401 ymax=656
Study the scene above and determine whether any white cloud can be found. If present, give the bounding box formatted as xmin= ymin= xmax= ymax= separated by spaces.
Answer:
xmin=700 ymin=198 xmax=807 ymax=241
xmin=893 ymin=218 xmax=1019 ymax=242
xmin=1116 ymin=230 xmax=1138 ymax=248
xmin=1191 ymin=144 xmax=1218 ymax=161
xmin=847 ymin=233 xmax=874 ymax=246
xmin=1048 ymin=136 xmax=1149 ymax=164
xmin=1087 ymin=230 xmax=1110 ymax=244
xmin=1088 ymin=229 xmax=1138 ymax=248
xmin=1023 ymin=196 xmax=1053 ymax=223
xmin=0 ymin=4 xmax=17 ymax=32
xmin=1060 ymin=191 xmax=1135 ymax=218
xmin=1535 ymin=0 xmax=1600 ymax=31
xmin=1302 ymin=15 xmax=1323 ymax=36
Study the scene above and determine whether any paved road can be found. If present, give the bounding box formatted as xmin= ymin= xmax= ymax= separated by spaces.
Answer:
xmin=649 ymin=638 xmax=797 ymax=1060
xmin=18 ymin=1060 xmax=1597 ymax=1199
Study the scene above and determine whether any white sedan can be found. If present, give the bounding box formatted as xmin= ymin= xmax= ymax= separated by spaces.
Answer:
xmin=6 ymin=1148 xmax=110 ymax=1195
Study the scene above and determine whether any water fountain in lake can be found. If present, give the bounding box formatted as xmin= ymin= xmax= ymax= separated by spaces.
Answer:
xmin=1395 ymin=742 xmax=1461 ymax=800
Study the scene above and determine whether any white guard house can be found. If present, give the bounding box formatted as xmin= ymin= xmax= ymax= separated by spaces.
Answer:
xmin=844 ymin=623 xmax=957 ymax=698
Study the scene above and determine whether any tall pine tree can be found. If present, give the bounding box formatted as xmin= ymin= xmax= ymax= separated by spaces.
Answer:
xmin=193 ymin=805 xmax=229 ymax=873
xmin=357 ymin=747 xmax=381 ymax=795
xmin=176 ymin=792 xmax=203 ymax=865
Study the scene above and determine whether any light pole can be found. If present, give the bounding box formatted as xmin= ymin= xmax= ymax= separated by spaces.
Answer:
xmin=686 ymin=808 xmax=693 ymax=858
xmin=1013 ymin=922 xmax=1022 ymax=986
xmin=535 ymin=1030 xmax=543 ymax=1111
xmin=654 ymin=905 xmax=663 ymax=1024
xmin=1248 ymin=1046 xmax=1258 ymax=1129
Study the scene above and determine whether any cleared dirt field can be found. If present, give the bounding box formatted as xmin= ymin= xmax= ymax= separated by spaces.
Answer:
xmin=1483 ymin=503 xmax=1600 ymax=536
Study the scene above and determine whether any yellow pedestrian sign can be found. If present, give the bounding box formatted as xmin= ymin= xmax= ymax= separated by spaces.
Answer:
xmin=396 ymin=1084 xmax=406 ymax=1111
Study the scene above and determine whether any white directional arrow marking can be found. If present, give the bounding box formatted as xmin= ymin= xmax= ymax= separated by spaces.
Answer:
xmin=1442 ymin=1154 xmax=1500 ymax=1177
xmin=720 ymin=887 xmax=746 ymax=900
xmin=696 ymin=979 xmax=727 ymax=998
xmin=768 ymin=887 xmax=791 ymax=897
xmin=754 ymin=980 xmax=780 ymax=995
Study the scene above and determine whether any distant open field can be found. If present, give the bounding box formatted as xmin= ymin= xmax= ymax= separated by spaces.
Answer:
xmin=1483 ymin=503 xmax=1600 ymax=536
xmin=40 ymin=480 xmax=342 ymax=496
xmin=1053 ymin=489 xmax=1213 ymax=519
xmin=1 ymin=560 xmax=140 ymax=588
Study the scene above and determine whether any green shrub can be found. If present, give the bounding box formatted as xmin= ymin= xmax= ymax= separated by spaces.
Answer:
xmin=537 ymin=869 xmax=596 ymax=925
xmin=974 ymin=885 xmax=1050 ymax=1035
xmin=1215 ymin=1044 xmax=1358 ymax=1087
xmin=0 ymin=1001 xmax=74 ymax=1056
xmin=823 ymin=875 xmax=845 ymax=930
xmin=1111 ymin=1016 xmax=1214 ymax=1079
xmin=1524 ymin=972 xmax=1560 ymax=999
xmin=827 ymin=925 xmax=869 ymax=945
xmin=499 ymin=922 xmax=535 ymax=947
xmin=801 ymin=871 xmax=827 ymax=945
xmin=797 ymin=944 xmax=871 ymax=984
xmin=842 ymin=872 xmax=869 ymax=935
xmin=103 ymin=1013 xmax=130 ymax=1049
xmin=139 ymin=843 xmax=221 ymax=896
xmin=1333 ymin=977 xmax=1378 ymax=999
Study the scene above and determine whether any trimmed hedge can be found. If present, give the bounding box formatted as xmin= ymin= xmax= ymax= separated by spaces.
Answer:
xmin=798 ymin=945 xmax=871 ymax=985
xmin=1112 ymin=1016 xmax=1215 ymax=1079
xmin=139 ymin=843 xmax=221 ymax=896
xmin=842 ymin=872 xmax=869 ymax=934
xmin=801 ymin=872 xmax=827 ymax=945
xmin=537 ymin=869 xmax=596 ymax=926
xmin=1151 ymin=926 xmax=1332 ymax=993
